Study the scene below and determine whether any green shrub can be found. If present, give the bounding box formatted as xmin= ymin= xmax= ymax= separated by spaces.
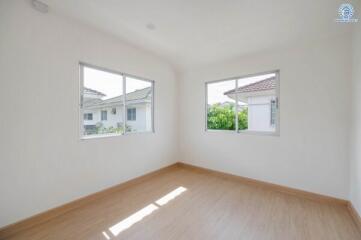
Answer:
xmin=207 ymin=104 xmax=248 ymax=130
xmin=94 ymin=122 xmax=131 ymax=134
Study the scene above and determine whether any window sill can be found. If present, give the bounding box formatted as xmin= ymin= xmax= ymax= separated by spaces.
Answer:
xmin=205 ymin=129 xmax=280 ymax=137
xmin=80 ymin=130 xmax=155 ymax=140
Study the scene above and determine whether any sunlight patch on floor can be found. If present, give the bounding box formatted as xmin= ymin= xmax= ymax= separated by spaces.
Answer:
xmin=155 ymin=186 xmax=187 ymax=206
xmin=102 ymin=231 xmax=111 ymax=239
xmin=106 ymin=186 xmax=187 ymax=237
xmin=109 ymin=204 xmax=159 ymax=236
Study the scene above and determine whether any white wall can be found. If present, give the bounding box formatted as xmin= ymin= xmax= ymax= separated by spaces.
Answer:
xmin=101 ymin=107 xmax=122 ymax=129
xmin=83 ymin=107 xmax=123 ymax=129
xmin=248 ymin=96 xmax=275 ymax=132
xmin=350 ymin=22 xmax=361 ymax=217
xmin=0 ymin=0 xmax=357 ymax=230
xmin=126 ymin=103 xmax=152 ymax=132
xmin=0 ymin=0 xmax=177 ymax=228
xmin=83 ymin=109 xmax=102 ymax=126
xmin=179 ymin=34 xmax=352 ymax=199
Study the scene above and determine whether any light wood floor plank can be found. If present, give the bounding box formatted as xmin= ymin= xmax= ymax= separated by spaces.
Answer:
xmin=4 ymin=167 xmax=361 ymax=240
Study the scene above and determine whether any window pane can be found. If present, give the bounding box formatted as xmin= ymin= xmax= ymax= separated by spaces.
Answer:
xmin=206 ymin=71 xmax=279 ymax=134
xmin=101 ymin=110 xmax=107 ymax=121
xmin=236 ymin=73 xmax=278 ymax=132
xmin=125 ymin=77 xmax=153 ymax=133
xmin=207 ymin=80 xmax=236 ymax=130
xmin=127 ymin=108 xmax=136 ymax=121
xmin=82 ymin=66 xmax=124 ymax=136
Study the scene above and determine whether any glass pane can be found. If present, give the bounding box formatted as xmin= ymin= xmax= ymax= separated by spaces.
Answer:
xmin=82 ymin=66 xmax=124 ymax=137
xmin=237 ymin=72 xmax=277 ymax=132
xmin=125 ymin=77 xmax=153 ymax=133
xmin=207 ymin=80 xmax=236 ymax=130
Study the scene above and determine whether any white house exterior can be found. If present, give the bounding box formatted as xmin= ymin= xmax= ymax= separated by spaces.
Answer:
xmin=82 ymin=87 xmax=152 ymax=135
xmin=225 ymin=77 xmax=277 ymax=132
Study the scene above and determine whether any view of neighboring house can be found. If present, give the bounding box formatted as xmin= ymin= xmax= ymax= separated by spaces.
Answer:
xmin=224 ymin=77 xmax=277 ymax=132
xmin=83 ymin=87 xmax=152 ymax=135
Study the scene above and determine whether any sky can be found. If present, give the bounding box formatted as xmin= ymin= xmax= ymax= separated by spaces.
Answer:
xmin=84 ymin=66 xmax=151 ymax=100
xmin=207 ymin=73 xmax=276 ymax=104
xmin=84 ymin=66 xmax=274 ymax=103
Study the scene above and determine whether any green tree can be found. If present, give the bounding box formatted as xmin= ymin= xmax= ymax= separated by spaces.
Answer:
xmin=207 ymin=104 xmax=248 ymax=130
xmin=238 ymin=108 xmax=248 ymax=130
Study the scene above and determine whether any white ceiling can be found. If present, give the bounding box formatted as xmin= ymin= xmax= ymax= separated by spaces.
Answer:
xmin=43 ymin=0 xmax=357 ymax=71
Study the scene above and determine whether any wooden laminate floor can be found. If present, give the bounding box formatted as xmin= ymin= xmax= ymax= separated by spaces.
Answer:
xmin=5 ymin=167 xmax=361 ymax=240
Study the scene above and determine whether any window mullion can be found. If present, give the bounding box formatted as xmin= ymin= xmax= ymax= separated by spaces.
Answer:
xmin=123 ymin=75 xmax=126 ymax=135
xmin=80 ymin=64 xmax=84 ymax=138
xmin=152 ymin=81 xmax=155 ymax=133
xmin=235 ymin=79 xmax=239 ymax=132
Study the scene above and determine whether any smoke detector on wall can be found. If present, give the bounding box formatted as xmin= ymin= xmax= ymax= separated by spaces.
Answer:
xmin=31 ymin=0 xmax=49 ymax=13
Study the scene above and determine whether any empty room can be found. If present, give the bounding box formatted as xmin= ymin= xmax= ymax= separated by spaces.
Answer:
xmin=1 ymin=0 xmax=361 ymax=239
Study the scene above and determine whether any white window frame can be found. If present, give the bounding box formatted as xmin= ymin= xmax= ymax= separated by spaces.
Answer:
xmin=79 ymin=62 xmax=155 ymax=140
xmin=205 ymin=70 xmax=280 ymax=136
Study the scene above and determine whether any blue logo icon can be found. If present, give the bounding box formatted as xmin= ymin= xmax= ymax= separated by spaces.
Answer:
xmin=336 ymin=3 xmax=358 ymax=22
